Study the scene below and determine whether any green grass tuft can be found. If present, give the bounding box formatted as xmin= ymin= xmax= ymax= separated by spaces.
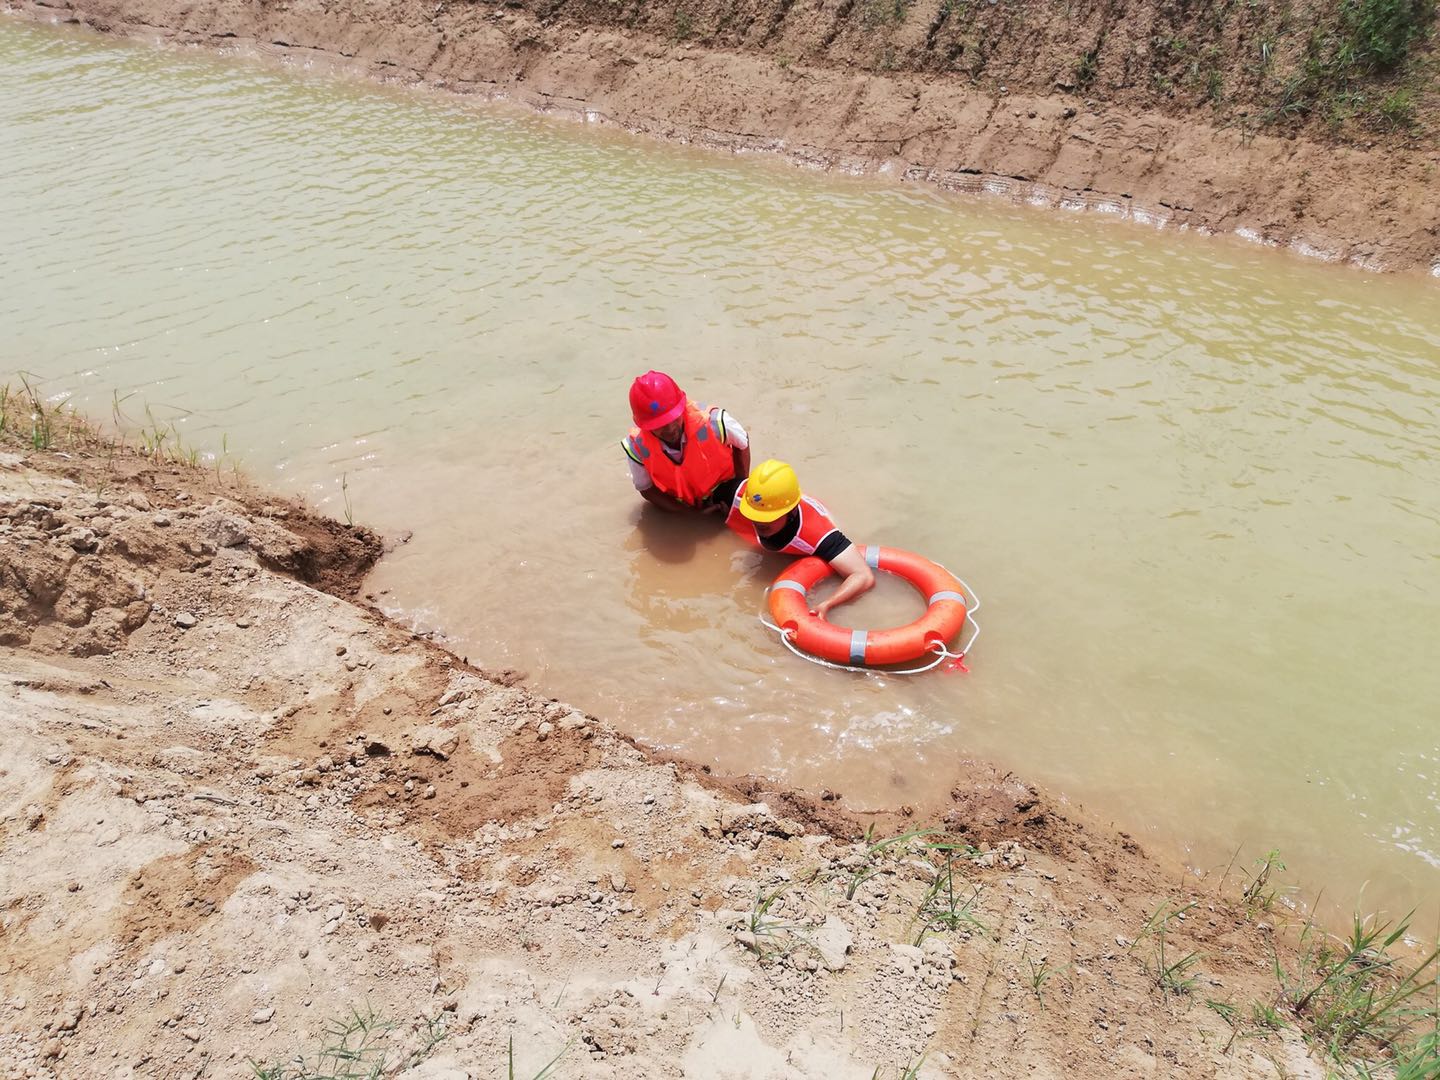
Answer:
xmin=1338 ymin=0 xmax=1436 ymax=74
xmin=910 ymin=841 xmax=992 ymax=945
xmin=249 ymin=1005 xmax=446 ymax=1079
xmin=1132 ymin=899 xmax=1204 ymax=997
xmin=1380 ymin=86 xmax=1418 ymax=127
xmin=1273 ymin=910 xmax=1440 ymax=1066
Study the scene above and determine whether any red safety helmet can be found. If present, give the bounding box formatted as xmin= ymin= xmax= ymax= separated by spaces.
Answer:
xmin=629 ymin=370 xmax=686 ymax=431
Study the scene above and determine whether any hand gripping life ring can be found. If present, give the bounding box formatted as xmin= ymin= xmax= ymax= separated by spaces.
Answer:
xmin=767 ymin=546 xmax=970 ymax=668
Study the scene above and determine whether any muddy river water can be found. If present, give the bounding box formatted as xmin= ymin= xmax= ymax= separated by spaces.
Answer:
xmin=5 ymin=21 xmax=1439 ymax=912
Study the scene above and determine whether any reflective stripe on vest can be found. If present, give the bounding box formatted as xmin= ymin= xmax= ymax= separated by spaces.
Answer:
xmin=622 ymin=434 xmax=649 ymax=464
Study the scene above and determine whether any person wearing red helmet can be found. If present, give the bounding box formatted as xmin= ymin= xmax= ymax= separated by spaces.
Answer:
xmin=623 ymin=371 xmax=751 ymax=514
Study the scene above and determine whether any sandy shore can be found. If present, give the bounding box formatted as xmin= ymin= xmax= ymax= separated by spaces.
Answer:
xmin=0 ymin=410 xmax=1366 ymax=1079
xmin=6 ymin=0 xmax=1439 ymax=277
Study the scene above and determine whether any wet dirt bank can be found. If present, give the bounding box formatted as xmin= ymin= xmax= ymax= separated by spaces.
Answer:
xmin=7 ymin=0 xmax=1439 ymax=276
xmin=0 ymin=412 xmax=1365 ymax=1077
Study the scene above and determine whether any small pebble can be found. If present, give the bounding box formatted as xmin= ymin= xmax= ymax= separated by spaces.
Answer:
xmin=174 ymin=612 xmax=198 ymax=630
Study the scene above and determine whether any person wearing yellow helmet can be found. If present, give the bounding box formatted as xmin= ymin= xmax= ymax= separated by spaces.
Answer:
xmin=725 ymin=460 xmax=875 ymax=621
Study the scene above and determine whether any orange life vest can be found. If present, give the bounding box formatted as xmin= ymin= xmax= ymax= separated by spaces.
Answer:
xmin=624 ymin=401 xmax=736 ymax=506
xmin=725 ymin=484 xmax=842 ymax=557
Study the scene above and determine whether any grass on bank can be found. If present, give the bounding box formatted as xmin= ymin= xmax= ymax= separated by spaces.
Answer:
xmin=1144 ymin=848 xmax=1440 ymax=1077
xmin=1130 ymin=899 xmax=1204 ymax=997
xmin=1242 ymin=848 xmax=1292 ymax=912
xmin=840 ymin=826 xmax=938 ymax=900
xmin=247 ymin=1007 xmax=571 ymax=1080
xmin=741 ymin=881 xmax=817 ymax=959
xmin=910 ymin=841 xmax=994 ymax=946
xmin=248 ymin=1006 xmax=447 ymax=1079
xmin=3 ymin=378 xmax=378 ymax=520
xmin=1025 ymin=953 xmax=1066 ymax=1007
xmin=1 ymin=377 xmax=247 ymax=489
xmin=1274 ymin=909 xmax=1440 ymax=1072
xmin=3 ymin=376 xmax=95 ymax=453
xmin=1140 ymin=0 xmax=1437 ymax=136
xmin=1258 ymin=0 xmax=1438 ymax=130
xmin=870 ymin=1058 xmax=927 ymax=1080
xmin=807 ymin=823 xmax=1440 ymax=1077
xmin=1229 ymin=849 xmax=1440 ymax=1075
xmin=857 ymin=0 xmax=1436 ymax=137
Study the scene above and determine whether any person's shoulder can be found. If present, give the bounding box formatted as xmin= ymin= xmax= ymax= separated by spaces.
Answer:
xmin=814 ymin=530 xmax=852 ymax=564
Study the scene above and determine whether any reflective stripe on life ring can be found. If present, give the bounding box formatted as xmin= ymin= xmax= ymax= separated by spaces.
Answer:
xmin=767 ymin=547 xmax=969 ymax=668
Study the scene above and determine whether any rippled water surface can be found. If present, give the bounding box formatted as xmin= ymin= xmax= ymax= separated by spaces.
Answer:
xmin=5 ymin=20 xmax=1439 ymax=911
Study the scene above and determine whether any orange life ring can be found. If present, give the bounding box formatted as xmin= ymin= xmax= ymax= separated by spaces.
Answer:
xmin=767 ymin=546 xmax=969 ymax=667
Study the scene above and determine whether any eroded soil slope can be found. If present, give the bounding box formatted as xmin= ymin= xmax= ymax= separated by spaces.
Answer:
xmin=10 ymin=0 xmax=1439 ymax=273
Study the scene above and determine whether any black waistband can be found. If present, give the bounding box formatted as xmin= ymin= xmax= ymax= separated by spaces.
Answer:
xmin=706 ymin=476 xmax=742 ymax=509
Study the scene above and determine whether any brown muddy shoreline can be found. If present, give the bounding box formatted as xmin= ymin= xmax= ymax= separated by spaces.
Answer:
xmin=0 ymin=422 xmax=1320 ymax=1077
xmin=7 ymin=0 xmax=1440 ymax=276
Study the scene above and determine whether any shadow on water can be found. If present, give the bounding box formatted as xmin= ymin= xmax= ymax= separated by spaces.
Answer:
xmin=627 ymin=505 xmax=723 ymax=565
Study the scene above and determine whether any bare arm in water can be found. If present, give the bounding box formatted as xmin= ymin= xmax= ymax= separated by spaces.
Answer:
xmin=812 ymin=544 xmax=876 ymax=621
xmin=733 ymin=443 xmax=751 ymax=489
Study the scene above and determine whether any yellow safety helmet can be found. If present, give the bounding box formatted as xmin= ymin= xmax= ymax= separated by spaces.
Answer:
xmin=740 ymin=459 xmax=802 ymax=523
